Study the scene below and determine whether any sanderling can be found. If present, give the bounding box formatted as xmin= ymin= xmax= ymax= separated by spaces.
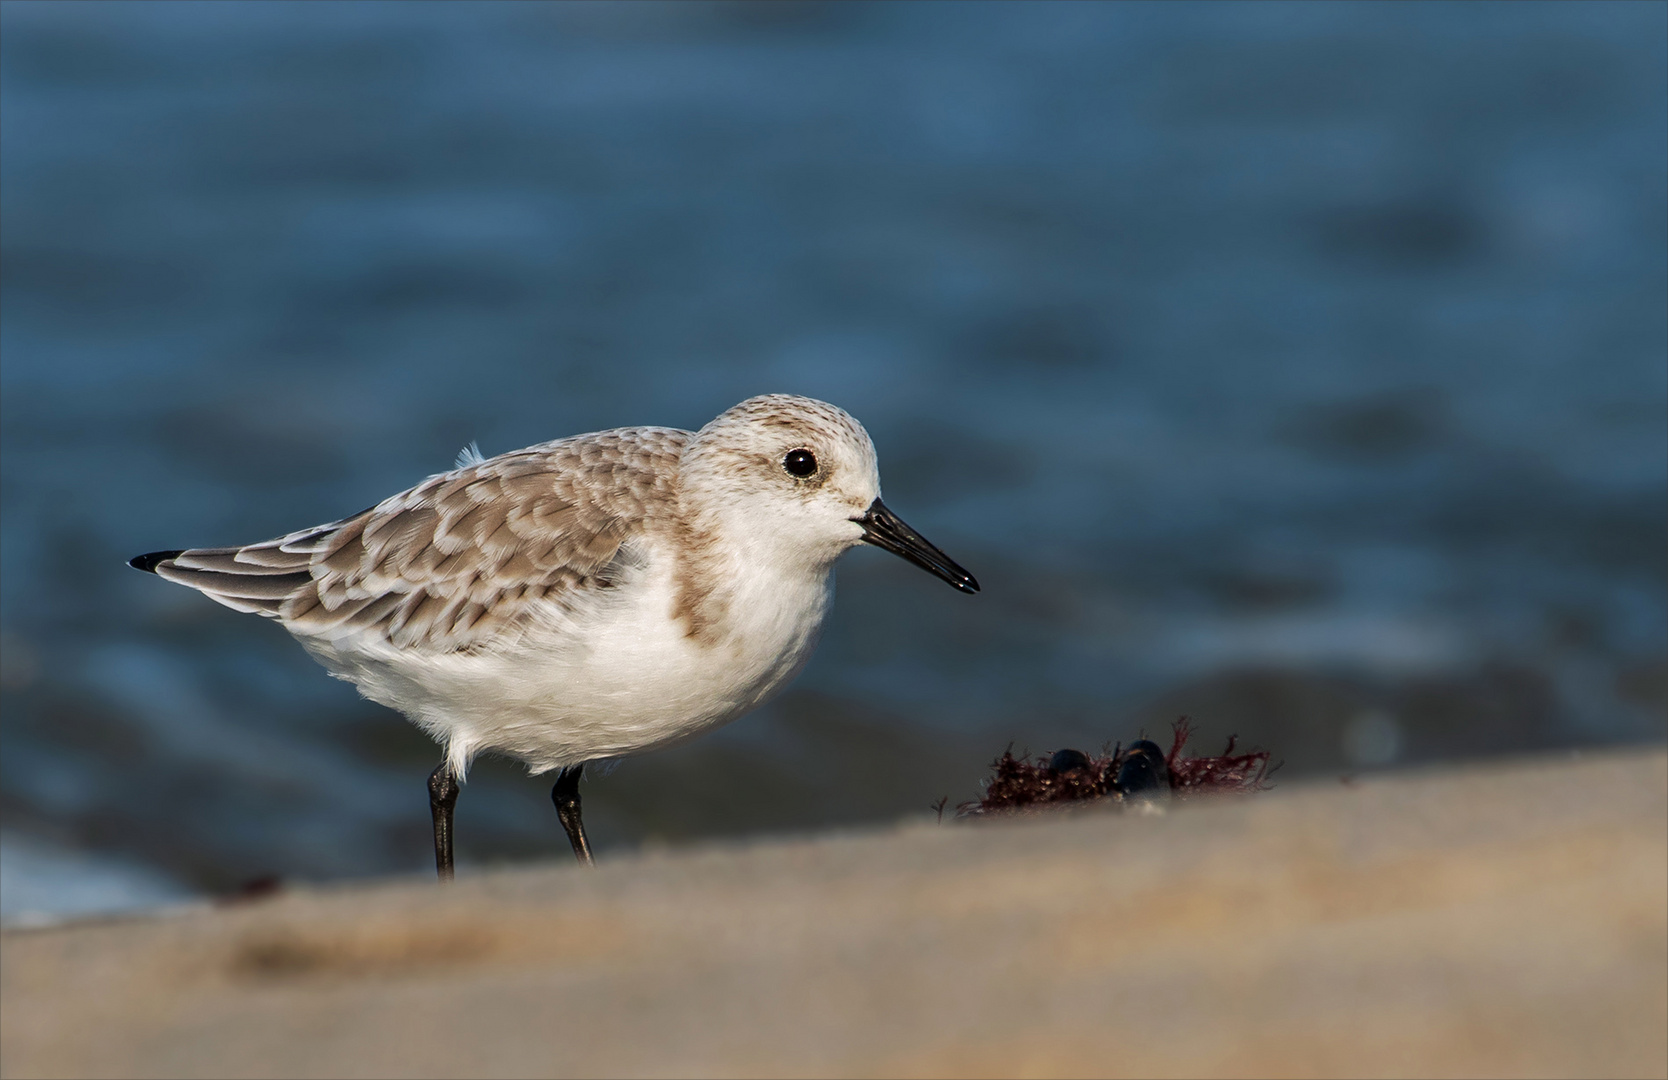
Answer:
xmin=130 ymin=394 xmax=978 ymax=878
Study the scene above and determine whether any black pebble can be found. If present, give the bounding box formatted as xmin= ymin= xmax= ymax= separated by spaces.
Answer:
xmin=1049 ymin=748 xmax=1092 ymax=773
xmin=1115 ymin=739 xmax=1171 ymax=798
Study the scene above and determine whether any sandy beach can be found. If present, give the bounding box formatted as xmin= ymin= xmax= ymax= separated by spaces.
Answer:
xmin=3 ymin=746 xmax=1663 ymax=1079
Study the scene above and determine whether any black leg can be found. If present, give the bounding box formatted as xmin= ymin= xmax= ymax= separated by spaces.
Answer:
xmin=551 ymin=764 xmax=595 ymax=867
xmin=428 ymin=763 xmax=460 ymax=881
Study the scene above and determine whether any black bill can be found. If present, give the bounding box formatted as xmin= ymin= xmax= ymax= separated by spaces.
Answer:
xmin=856 ymin=498 xmax=980 ymax=594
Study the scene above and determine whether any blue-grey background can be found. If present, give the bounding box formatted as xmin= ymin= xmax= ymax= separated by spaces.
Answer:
xmin=3 ymin=0 xmax=1664 ymax=920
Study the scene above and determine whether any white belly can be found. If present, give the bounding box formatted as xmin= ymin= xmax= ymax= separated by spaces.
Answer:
xmin=303 ymin=543 xmax=835 ymax=777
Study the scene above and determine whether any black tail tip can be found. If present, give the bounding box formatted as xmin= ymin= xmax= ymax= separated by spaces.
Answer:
xmin=129 ymin=550 xmax=185 ymax=573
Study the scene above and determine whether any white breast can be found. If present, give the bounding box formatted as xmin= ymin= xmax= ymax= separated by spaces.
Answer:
xmin=302 ymin=534 xmax=835 ymax=778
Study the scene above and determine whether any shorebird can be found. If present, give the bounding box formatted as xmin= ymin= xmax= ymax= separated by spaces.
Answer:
xmin=131 ymin=394 xmax=978 ymax=879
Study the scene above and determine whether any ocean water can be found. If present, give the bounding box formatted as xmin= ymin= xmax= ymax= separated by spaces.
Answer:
xmin=2 ymin=1 xmax=1664 ymax=916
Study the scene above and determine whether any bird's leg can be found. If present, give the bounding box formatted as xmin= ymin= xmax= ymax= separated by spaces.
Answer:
xmin=551 ymin=764 xmax=595 ymax=867
xmin=428 ymin=763 xmax=460 ymax=882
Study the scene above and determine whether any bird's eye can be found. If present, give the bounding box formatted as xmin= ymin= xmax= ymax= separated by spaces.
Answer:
xmin=782 ymin=448 xmax=817 ymax=477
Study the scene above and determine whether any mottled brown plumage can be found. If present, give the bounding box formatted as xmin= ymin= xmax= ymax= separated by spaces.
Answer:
xmin=157 ymin=427 xmax=690 ymax=654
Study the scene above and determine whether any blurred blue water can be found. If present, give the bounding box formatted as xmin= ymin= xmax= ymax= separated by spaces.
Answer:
xmin=2 ymin=0 xmax=1664 ymax=914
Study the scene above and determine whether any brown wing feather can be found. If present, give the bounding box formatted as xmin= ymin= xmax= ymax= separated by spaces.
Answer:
xmin=152 ymin=428 xmax=689 ymax=653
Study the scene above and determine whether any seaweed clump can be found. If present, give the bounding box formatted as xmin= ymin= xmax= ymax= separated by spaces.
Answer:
xmin=958 ymin=717 xmax=1272 ymax=816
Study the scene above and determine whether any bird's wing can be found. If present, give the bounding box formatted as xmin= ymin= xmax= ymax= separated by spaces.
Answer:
xmin=149 ymin=428 xmax=689 ymax=654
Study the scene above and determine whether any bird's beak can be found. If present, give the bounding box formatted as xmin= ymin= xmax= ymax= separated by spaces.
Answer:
xmin=855 ymin=498 xmax=980 ymax=594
